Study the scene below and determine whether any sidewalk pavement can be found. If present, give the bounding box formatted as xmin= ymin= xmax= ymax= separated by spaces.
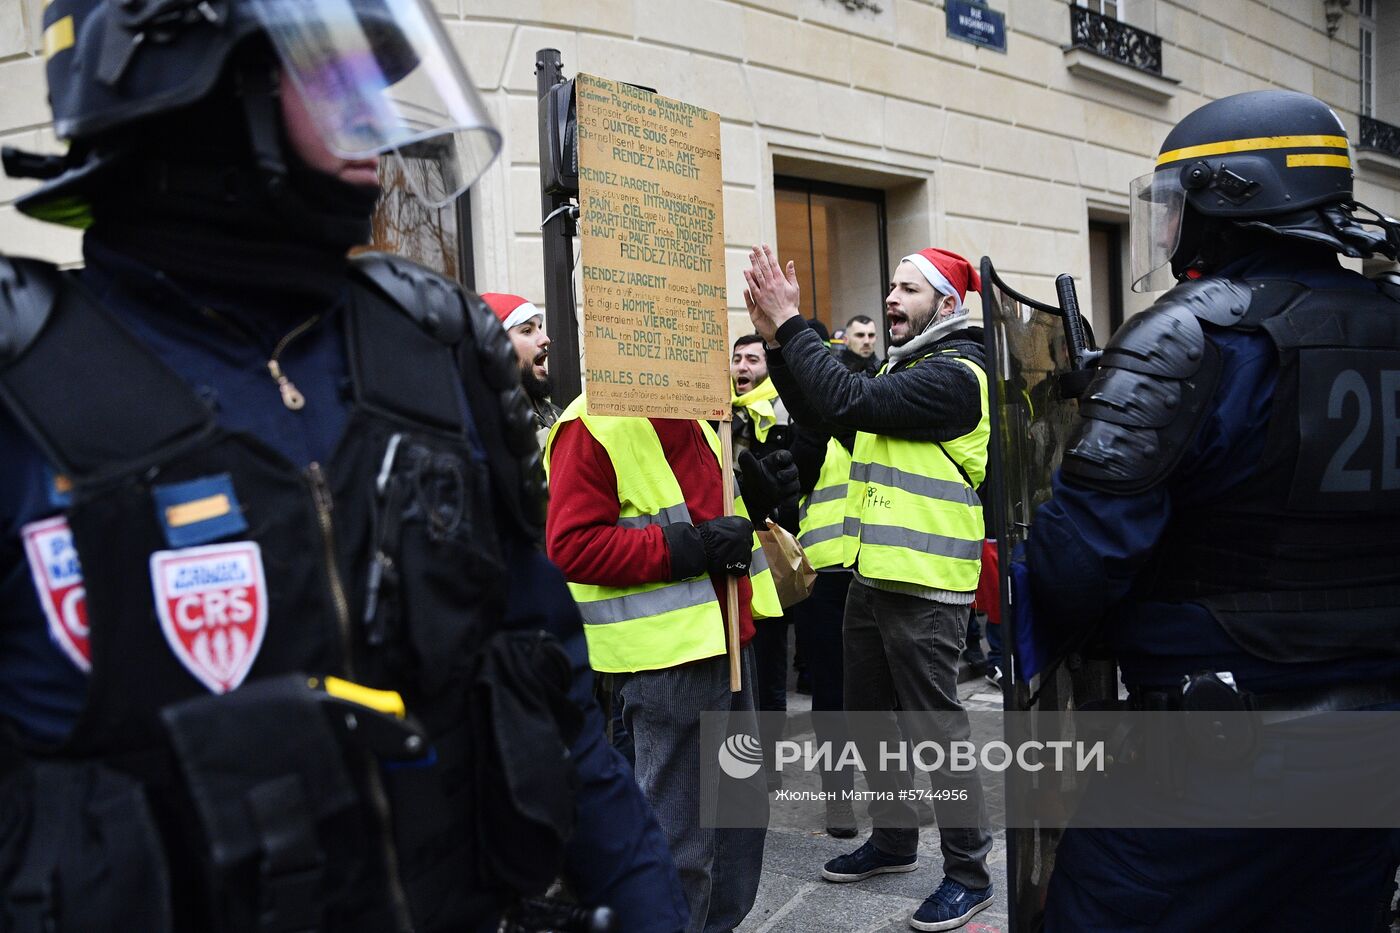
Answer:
xmin=737 ymin=672 xmax=1010 ymax=933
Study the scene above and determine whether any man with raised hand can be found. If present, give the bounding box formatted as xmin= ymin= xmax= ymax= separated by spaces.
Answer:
xmin=744 ymin=244 xmax=995 ymax=932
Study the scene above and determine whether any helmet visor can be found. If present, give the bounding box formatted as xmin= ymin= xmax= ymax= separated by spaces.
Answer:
xmin=250 ymin=0 xmax=500 ymax=206
xmin=1129 ymin=169 xmax=1186 ymax=293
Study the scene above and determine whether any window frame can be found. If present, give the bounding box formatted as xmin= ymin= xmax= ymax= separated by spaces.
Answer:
xmin=1076 ymin=0 xmax=1122 ymax=21
xmin=1088 ymin=219 xmax=1126 ymax=337
xmin=772 ymin=175 xmax=890 ymax=339
xmin=1361 ymin=0 xmax=1376 ymax=119
xmin=455 ymin=192 xmax=476 ymax=291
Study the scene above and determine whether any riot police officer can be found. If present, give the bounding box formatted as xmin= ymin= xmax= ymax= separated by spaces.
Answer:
xmin=0 ymin=1 xmax=686 ymax=930
xmin=1027 ymin=90 xmax=1400 ymax=929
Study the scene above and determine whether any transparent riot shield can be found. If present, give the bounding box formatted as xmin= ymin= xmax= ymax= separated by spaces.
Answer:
xmin=979 ymin=258 xmax=1103 ymax=933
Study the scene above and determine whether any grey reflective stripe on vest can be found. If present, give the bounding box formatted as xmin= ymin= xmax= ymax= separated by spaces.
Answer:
xmin=856 ymin=462 xmax=976 ymax=506
xmin=799 ymin=523 xmax=844 ymax=548
xmin=807 ymin=485 xmax=847 ymax=506
xmin=616 ymin=503 xmax=692 ymax=529
xmin=578 ymin=577 xmax=716 ymax=626
xmin=798 ymin=484 xmax=845 ymax=528
xmin=751 ymin=545 xmax=769 ymax=574
xmin=847 ymin=520 xmax=982 ymax=561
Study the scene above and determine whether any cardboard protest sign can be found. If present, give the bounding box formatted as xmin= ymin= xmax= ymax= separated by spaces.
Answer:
xmin=575 ymin=72 xmax=731 ymax=420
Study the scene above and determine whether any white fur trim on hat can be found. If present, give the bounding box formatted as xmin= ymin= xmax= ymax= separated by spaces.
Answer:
xmin=501 ymin=302 xmax=543 ymax=332
xmin=900 ymin=253 xmax=963 ymax=315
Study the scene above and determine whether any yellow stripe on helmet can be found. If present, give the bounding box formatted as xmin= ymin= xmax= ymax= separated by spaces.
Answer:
xmin=1156 ymin=134 xmax=1349 ymax=166
xmin=1285 ymin=153 xmax=1351 ymax=169
xmin=43 ymin=15 xmax=74 ymax=58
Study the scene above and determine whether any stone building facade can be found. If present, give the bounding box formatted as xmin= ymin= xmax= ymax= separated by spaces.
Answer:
xmin=2 ymin=0 xmax=1398 ymax=345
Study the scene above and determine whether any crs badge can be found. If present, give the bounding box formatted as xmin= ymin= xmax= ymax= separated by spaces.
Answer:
xmin=20 ymin=516 xmax=90 ymax=672
xmin=149 ymin=541 xmax=268 ymax=694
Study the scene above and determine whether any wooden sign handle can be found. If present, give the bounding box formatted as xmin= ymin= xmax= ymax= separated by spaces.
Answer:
xmin=720 ymin=427 xmax=742 ymax=693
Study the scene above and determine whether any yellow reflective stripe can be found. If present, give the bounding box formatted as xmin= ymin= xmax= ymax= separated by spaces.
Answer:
xmin=1156 ymin=134 xmax=1348 ymax=166
xmin=320 ymin=677 xmax=406 ymax=718
xmin=44 ymin=15 xmax=74 ymax=57
xmin=1286 ymin=153 xmax=1351 ymax=168
xmin=165 ymin=493 xmax=232 ymax=528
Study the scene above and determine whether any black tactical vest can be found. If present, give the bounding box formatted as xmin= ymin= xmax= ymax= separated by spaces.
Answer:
xmin=0 ymin=254 xmax=550 ymax=932
xmin=1149 ymin=278 xmax=1400 ymax=663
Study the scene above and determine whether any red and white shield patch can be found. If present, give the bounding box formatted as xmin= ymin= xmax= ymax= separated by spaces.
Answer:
xmin=149 ymin=541 xmax=268 ymax=694
xmin=21 ymin=516 xmax=90 ymax=673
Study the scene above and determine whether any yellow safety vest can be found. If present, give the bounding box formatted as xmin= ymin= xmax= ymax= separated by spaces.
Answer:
xmin=796 ymin=437 xmax=853 ymax=571
xmin=543 ymin=395 xmax=782 ymax=673
xmin=841 ymin=351 xmax=989 ymax=591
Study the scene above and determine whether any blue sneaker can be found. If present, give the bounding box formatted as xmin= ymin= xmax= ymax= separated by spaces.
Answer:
xmin=910 ymin=877 xmax=993 ymax=931
xmin=821 ymin=840 xmax=917 ymax=882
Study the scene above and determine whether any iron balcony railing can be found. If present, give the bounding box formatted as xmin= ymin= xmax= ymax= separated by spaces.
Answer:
xmin=1069 ymin=5 xmax=1163 ymax=76
xmin=1360 ymin=115 xmax=1400 ymax=161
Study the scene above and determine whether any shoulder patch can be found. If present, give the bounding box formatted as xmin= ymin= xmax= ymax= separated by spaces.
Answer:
xmin=21 ymin=516 xmax=90 ymax=673
xmin=350 ymin=252 xmax=466 ymax=345
xmin=150 ymin=541 xmax=268 ymax=694
xmin=0 ymin=256 xmax=63 ymax=365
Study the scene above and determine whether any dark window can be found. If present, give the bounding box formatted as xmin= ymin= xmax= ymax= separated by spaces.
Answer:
xmin=1088 ymin=220 xmax=1125 ymax=338
xmin=1361 ymin=0 xmax=1376 ymax=118
xmin=1077 ymin=0 xmax=1121 ymax=20
xmin=365 ymin=156 xmax=475 ymax=289
xmin=773 ymin=176 xmax=889 ymax=354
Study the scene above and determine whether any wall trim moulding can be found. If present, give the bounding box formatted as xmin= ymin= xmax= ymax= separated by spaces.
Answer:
xmin=1062 ymin=48 xmax=1179 ymax=104
xmin=1356 ymin=148 xmax=1400 ymax=179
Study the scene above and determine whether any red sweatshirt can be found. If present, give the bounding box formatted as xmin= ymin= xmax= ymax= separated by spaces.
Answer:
xmin=546 ymin=417 xmax=755 ymax=650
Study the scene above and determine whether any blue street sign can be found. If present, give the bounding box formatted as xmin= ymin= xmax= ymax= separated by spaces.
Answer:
xmin=946 ymin=0 xmax=1007 ymax=53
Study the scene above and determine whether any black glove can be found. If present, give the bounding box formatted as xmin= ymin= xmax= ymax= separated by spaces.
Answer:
xmin=661 ymin=516 xmax=753 ymax=579
xmin=737 ymin=448 xmax=800 ymax=522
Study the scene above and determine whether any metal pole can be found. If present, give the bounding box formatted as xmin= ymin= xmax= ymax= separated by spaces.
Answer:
xmin=535 ymin=48 xmax=583 ymax=407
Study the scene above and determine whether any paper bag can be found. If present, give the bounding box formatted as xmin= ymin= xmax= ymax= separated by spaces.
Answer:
xmin=756 ymin=518 xmax=816 ymax=608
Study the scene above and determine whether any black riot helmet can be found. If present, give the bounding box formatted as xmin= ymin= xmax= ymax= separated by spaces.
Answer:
xmin=3 ymin=0 xmax=501 ymax=233
xmin=1130 ymin=90 xmax=1400 ymax=290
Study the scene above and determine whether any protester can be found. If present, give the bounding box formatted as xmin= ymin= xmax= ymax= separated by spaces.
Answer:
xmin=728 ymin=333 xmax=801 ymax=787
xmin=839 ymin=314 xmax=881 ymax=376
xmin=730 ymin=333 xmax=791 ymax=458
xmin=483 ymin=292 xmax=560 ymax=444
xmin=0 ymin=2 xmax=688 ymax=929
xmin=544 ymin=396 xmax=796 ymax=933
xmin=745 ymin=244 xmax=995 ymax=931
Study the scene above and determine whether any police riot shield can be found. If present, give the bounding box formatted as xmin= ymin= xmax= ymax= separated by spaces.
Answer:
xmin=979 ymin=258 xmax=1105 ymax=933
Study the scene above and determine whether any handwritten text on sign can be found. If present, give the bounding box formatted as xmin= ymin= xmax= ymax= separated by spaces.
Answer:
xmin=576 ymin=73 xmax=731 ymax=420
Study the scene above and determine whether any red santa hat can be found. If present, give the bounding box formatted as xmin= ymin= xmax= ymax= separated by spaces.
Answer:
xmin=899 ymin=248 xmax=981 ymax=315
xmin=481 ymin=293 xmax=543 ymax=331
